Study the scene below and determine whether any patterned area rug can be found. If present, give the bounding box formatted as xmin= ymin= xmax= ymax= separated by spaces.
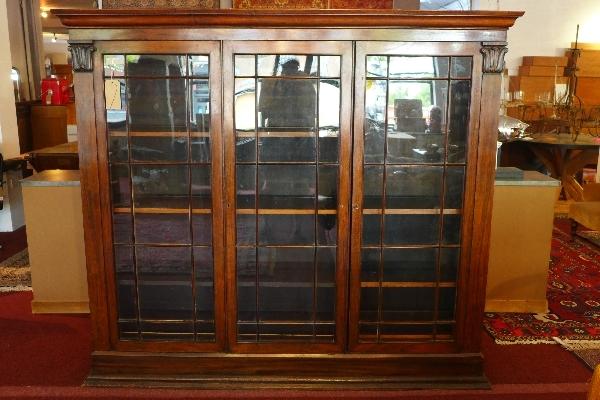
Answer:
xmin=0 ymin=249 xmax=31 ymax=292
xmin=562 ymin=341 xmax=600 ymax=371
xmin=484 ymin=219 xmax=600 ymax=344
xmin=578 ymin=230 xmax=600 ymax=248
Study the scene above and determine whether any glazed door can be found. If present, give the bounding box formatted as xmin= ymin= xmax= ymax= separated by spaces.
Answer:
xmin=223 ymin=41 xmax=353 ymax=352
xmin=95 ymin=42 xmax=225 ymax=351
xmin=349 ymin=42 xmax=483 ymax=352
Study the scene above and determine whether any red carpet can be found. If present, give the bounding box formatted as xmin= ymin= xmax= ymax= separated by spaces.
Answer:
xmin=0 ymin=291 xmax=91 ymax=387
xmin=0 ymin=226 xmax=28 ymax=263
xmin=0 ymin=290 xmax=593 ymax=399
xmin=484 ymin=218 xmax=600 ymax=343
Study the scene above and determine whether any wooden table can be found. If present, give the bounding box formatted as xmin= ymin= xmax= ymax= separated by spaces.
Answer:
xmin=27 ymin=141 xmax=79 ymax=172
xmin=516 ymin=133 xmax=600 ymax=201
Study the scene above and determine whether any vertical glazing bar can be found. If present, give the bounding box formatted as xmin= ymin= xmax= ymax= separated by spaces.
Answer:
xmin=376 ymin=56 xmax=391 ymax=343
xmin=433 ymin=64 xmax=453 ymax=340
xmin=121 ymin=58 xmax=142 ymax=340
xmin=186 ymin=56 xmax=198 ymax=342
xmin=253 ymin=66 xmax=260 ymax=343
xmin=313 ymin=71 xmax=321 ymax=342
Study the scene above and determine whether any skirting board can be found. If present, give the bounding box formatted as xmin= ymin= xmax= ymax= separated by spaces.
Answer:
xmin=86 ymin=351 xmax=490 ymax=389
xmin=31 ymin=300 xmax=90 ymax=314
xmin=485 ymin=299 xmax=548 ymax=314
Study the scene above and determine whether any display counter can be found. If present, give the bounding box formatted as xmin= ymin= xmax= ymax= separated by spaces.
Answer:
xmin=21 ymin=170 xmax=88 ymax=313
xmin=485 ymin=169 xmax=560 ymax=313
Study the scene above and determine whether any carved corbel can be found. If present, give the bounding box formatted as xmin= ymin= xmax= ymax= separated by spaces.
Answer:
xmin=481 ymin=42 xmax=508 ymax=74
xmin=68 ymin=42 xmax=96 ymax=73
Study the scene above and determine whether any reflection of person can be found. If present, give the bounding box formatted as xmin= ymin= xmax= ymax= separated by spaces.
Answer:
xmin=428 ymin=106 xmax=443 ymax=134
xmin=260 ymin=59 xmax=317 ymax=129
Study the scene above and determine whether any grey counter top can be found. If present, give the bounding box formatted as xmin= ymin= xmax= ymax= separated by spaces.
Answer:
xmin=21 ymin=170 xmax=80 ymax=187
xmin=495 ymin=170 xmax=560 ymax=187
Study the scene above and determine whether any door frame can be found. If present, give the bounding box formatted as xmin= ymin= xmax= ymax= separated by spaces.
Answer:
xmin=222 ymin=40 xmax=353 ymax=353
xmin=92 ymin=41 xmax=225 ymax=352
xmin=349 ymin=41 xmax=484 ymax=353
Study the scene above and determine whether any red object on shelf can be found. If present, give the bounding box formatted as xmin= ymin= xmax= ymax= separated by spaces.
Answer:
xmin=41 ymin=76 xmax=71 ymax=105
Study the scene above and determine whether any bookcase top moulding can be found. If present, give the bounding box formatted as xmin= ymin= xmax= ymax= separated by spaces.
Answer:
xmin=52 ymin=8 xmax=523 ymax=29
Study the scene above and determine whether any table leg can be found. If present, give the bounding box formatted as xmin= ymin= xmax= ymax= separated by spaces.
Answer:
xmin=561 ymin=149 xmax=599 ymax=201
xmin=528 ymin=145 xmax=561 ymax=179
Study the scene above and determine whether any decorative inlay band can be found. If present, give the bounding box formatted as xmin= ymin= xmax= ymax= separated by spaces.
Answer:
xmin=102 ymin=0 xmax=218 ymax=8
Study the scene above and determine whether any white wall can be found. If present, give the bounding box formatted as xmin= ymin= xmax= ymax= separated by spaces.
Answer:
xmin=0 ymin=1 xmax=25 ymax=231
xmin=6 ymin=0 xmax=32 ymax=100
xmin=44 ymin=39 xmax=69 ymax=65
xmin=475 ymin=0 xmax=600 ymax=74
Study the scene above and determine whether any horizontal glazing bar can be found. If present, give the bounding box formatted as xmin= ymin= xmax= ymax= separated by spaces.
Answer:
xmin=359 ymin=334 xmax=452 ymax=341
xmin=361 ymin=244 xmax=460 ymax=250
xmin=236 ymin=131 xmax=338 ymax=138
xmin=360 ymin=281 xmax=456 ymax=288
xmin=235 ymin=161 xmax=340 ymax=165
xmin=362 ymin=209 xmax=461 ymax=215
xmin=114 ymin=207 xmax=211 ymax=214
xmin=236 ymin=209 xmax=336 ymax=215
xmin=236 ymin=245 xmax=336 ymax=249
xmin=364 ymin=162 xmax=467 ymax=167
xmin=109 ymin=131 xmax=210 ymax=138
xmin=366 ymin=77 xmax=472 ymax=81
xmin=237 ymin=321 xmax=335 ymax=326
xmin=120 ymin=319 xmax=215 ymax=324
xmin=358 ymin=320 xmax=455 ymax=325
xmin=238 ymin=282 xmax=335 ymax=288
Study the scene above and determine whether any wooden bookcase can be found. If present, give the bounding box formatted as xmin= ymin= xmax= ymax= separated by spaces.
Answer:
xmin=55 ymin=8 xmax=522 ymax=388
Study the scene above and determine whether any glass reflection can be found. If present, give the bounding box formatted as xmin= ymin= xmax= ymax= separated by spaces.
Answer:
xmin=126 ymin=55 xmax=186 ymax=77
xmin=258 ymin=75 xmax=317 ymax=129
xmin=128 ymin=78 xmax=187 ymax=133
xmin=104 ymin=55 xmax=125 ymax=77
xmin=383 ymin=248 xmax=437 ymax=282
xmin=189 ymin=55 xmax=209 ymax=77
xmin=367 ymin=56 xmax=387 ymax=78
xmin=389 ymin=56 xmax=449 ymax=79
xmin=257 ymin=55 xmax=318 ymax=77
xmin=385 ymin=166 xmax=443 ymax=209
xmin=448 ymin=80 xmax=471 ymax=163
xmin=235 ymin=55 xmax=255 ymax=76
xmin=258 ymin=247 xmax=314 ymax=321
xmin=319 ymin=56 xmax=341 ymax=78
xmin=234 ymin=78 xmax=256 ymax=133
xmin=364 ymin=80 xmax=386 ymax=164
xmin=258 ymin=165 xmax=316 ymax=209
xmin=451 ymin=57 xmax=472 ymax=79
xmin=382 ymin=287 xmax=435 ymax=321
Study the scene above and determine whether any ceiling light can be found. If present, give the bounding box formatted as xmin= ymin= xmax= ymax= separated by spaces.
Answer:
xmin=40 ymin=10 xmax=48 ymax=18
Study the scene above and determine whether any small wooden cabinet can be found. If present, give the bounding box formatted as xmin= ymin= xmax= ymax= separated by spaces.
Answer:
xmin=56 ymin=8 xmax=522 ymax=388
